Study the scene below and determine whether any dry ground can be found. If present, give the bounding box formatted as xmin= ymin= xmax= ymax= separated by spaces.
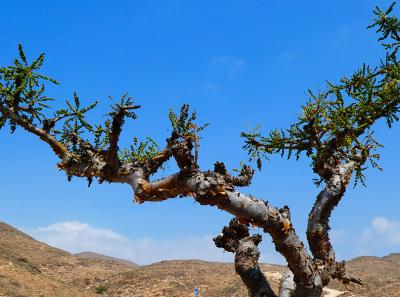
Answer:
xmin=0 ymin=221 xmax=398 ymax=297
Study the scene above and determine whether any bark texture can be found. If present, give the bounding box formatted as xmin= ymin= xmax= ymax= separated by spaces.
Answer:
xmin=131 ymin=167 xmax=326 ymax=296
xmin=307 ymin=161 xmax=362 ymax=287
xmin=307 ymin=162 xmax=354 ymax=264
xmin=214 ymin=218 xmax=276 ymax=297
xmin=279 ymin=271 xmax=295 ymax=297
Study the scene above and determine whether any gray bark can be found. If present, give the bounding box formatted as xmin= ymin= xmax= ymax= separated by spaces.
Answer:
xmin=128 ymin=170 xmax=325 ymax=296
xmin=214 ymin=218 xmax=277 ymax=297
xmin=279 ymin=271 xmax=295 ymax=297
xmin=307 ymin=162 xmax=354 ymax=264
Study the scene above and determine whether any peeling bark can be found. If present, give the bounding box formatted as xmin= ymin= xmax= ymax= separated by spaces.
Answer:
xmin=306 ymin=162 xmax=364 ymax=288
xmin=279 ymin=271 xmax=295 ymax=297
xmin=307 ymin=162 xmax=354 ymax=264
xmin=214 ymin=218 xmax=276 ymax=297
xmin=129 ymin=170 xmax=324 ymax=296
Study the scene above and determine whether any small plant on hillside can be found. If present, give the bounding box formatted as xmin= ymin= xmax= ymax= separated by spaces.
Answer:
xmin=95 ymin=284 xmax=107 ymax=294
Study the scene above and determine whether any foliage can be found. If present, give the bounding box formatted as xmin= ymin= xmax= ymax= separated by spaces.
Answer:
xmin=0 ymin=45 xmax=211 ymax=179
xmin=242 ymin=3 xmax=400 ymax=186
xmin=0 ymin=46 xmax=211 ymax=171
xmin=95 ymin=284 xmax=107 ymax=294
xmin=119 ymin=136 xmax=160 ymax=163
xmin=0 ymin=45 xmax=58 ymax=132
xmin=53 ymin=92 xmax=98 ymax=153
xmin=168 ymin=104 xmax=209 ymax=164
xmin=1 ymin=4 xmax=399 ymax=187
xmin=168 ymin=104 xmax=209 ymax=141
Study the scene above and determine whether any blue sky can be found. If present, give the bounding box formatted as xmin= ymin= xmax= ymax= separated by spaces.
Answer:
xmin=1 ymin=0 xmax=399 ymax=264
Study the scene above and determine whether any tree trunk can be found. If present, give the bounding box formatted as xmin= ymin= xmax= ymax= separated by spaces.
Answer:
xmin=214 ymin=219 xmax=277 ymax=297
xmin=279 ymin=271 xmax=323 ymax=297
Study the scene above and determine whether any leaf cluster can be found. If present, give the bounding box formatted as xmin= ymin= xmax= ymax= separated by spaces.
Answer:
xmin=119 ymin=136 xmax=160 ymax=163
xmin=53 ymin=92 xmax=98 ymax=153
xmin=0 ymin=44 xmax=58 ymax=131
xmin=0 ymin=45 xmax=159 ymax=167
xmin=168 ymin=104 xmax=209 ymax=141
xmin=242 ymin=3 xmax=400 ymax=186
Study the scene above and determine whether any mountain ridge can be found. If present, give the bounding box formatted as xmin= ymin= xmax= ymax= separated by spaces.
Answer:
xmin=75 ymin=251 xmax=138 ymax=267
xmin=0 ymin=220 xmax=399 ymax=296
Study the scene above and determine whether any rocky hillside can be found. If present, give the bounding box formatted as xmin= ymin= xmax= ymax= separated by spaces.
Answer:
xmin=0 ymin=221 xmax=398 ymax=297
xmin=0 ymin=222 xmax=133 ymax=297
xmin=75 ymin=252 xmax=138 ymax=268
xmin=331 ymin=253 xmax=400 ymax=297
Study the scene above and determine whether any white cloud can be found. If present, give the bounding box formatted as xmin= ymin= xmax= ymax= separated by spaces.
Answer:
xmin=318 ymin=220 xmax=400 ymax=260
xmin=362 ymin=217 xmax=400 ymax=246
xmin=210 ymin=56 xmax=248 ymax=79
xmin=27 ymin=221 xmax=235 ymax=265
xmin=372 ymin=217 xmax=397 ymax=234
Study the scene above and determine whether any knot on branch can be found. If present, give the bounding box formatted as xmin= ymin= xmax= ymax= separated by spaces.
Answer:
xmin=42 ymin=118 xmax=56 ymax=133
xmin=171 ymin=140 xmax=196 ymax=170
xmin=213 ymin=161 xmax=255 ymax=188
xmin=57 ymin=153 xmax=105 ymax=182
xmin=331 ymin=261 xmax=363 ymax=287
xmin=213 ymin=218 xmax=261 ymax=253
xmin=189 ymin=172 xmax=229 ymax=203
xmin=168 ymin=104 xmax=209 ymax=168
xmin=214 ymin=161 xmax=227 ymax=175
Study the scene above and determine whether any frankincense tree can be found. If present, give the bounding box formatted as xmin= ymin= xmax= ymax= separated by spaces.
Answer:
xmin=1 ymin=3 xmax=400 ymax=297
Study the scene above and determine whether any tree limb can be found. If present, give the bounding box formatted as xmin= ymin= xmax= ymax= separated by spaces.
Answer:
xmin=127 ymin=167 xmax=323 ymax=296
xmin=307 ymin=162 xmax=353 ymax=262
xmin=0 ymin=105 xmax=68 ymax=158
xmin=107 ymin=104 xmax=140 ymax=172
xmin=214 ymin=218 xmax=277 ymax=297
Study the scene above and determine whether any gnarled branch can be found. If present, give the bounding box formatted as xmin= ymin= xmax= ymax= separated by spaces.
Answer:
xmin=127 ymin=166 xmax=323 ymax=296
xmin=107 ymin=103 xmax=140 ymax=171
xmin=307 ymin=161 xmax=354 ymax=264
xmin=214 ymin=218 xmax=276 ymax=297
xmin=0 ymin=105 xmax=68 ymax=158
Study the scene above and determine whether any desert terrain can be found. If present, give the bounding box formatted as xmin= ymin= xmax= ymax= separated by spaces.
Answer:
xmin=0 ymin=221 xmax=398 ymax=297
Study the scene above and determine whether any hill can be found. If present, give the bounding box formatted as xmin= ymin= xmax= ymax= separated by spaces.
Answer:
xmin=75 ymin=252 xmax=138 ymax=268
xmin=0 ymin=221 xmax=399 ymax=296
xmin=330 ymin=254 xmax=400 ymax=297
xmin=0 ymin=221 xmax=134 ymax=297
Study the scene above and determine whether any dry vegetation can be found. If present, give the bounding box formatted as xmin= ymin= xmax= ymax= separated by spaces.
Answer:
xmin=0 ymin=221 xmax=398 ymax=297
